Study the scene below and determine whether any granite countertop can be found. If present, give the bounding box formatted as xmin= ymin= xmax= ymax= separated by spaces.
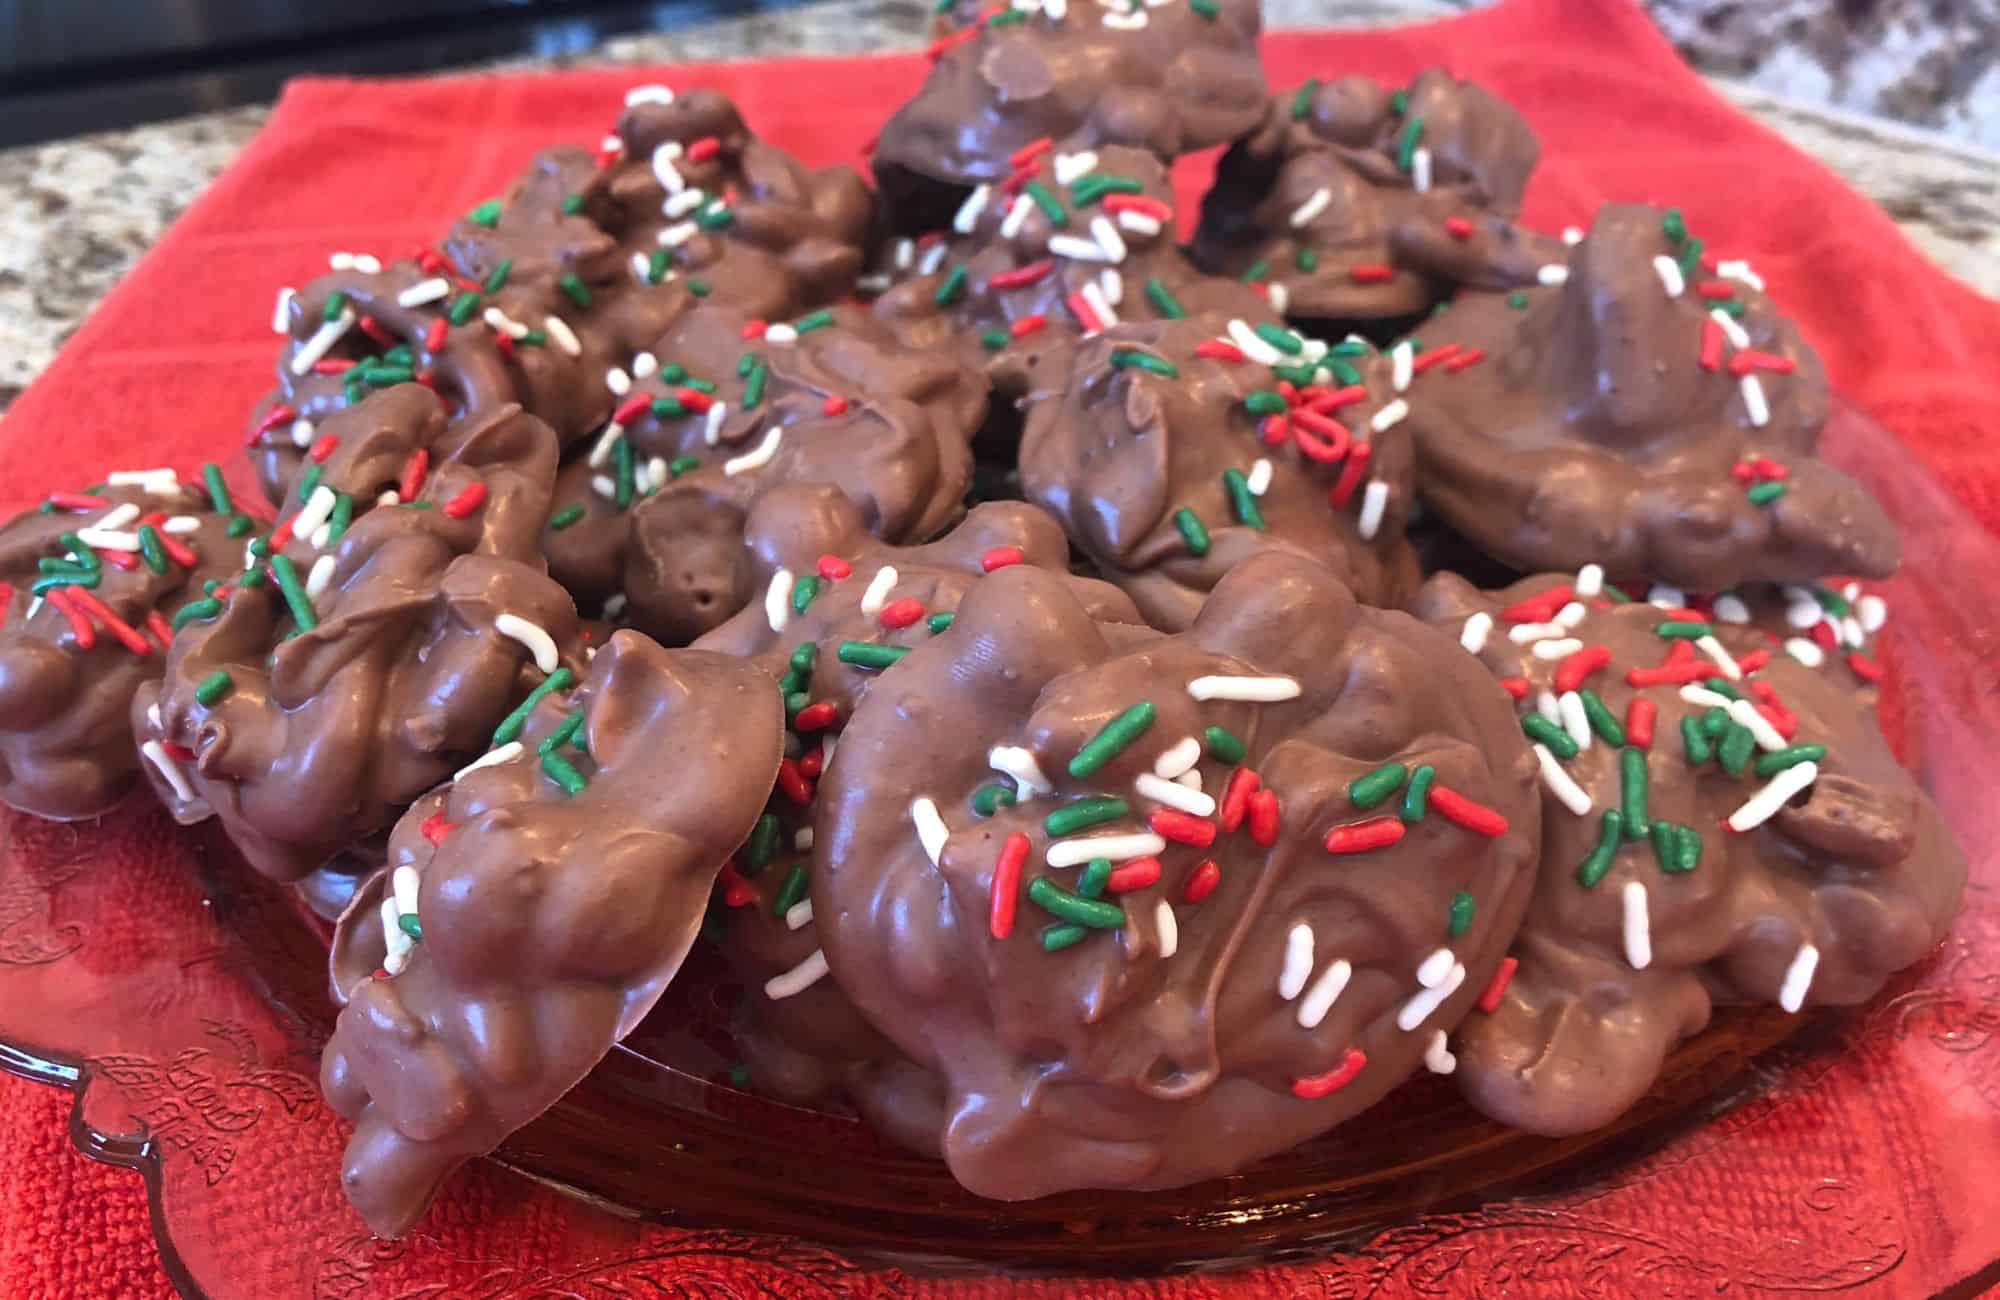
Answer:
xmin=2 ymin=0 xmax=1996 ymax=415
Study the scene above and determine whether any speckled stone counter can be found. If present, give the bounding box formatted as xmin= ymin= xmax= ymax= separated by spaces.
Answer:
xmin=2 ymin=0 xmax=1996 ymax=414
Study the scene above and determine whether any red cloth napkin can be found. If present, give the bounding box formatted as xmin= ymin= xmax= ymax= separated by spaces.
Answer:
xmin=4 ymin=0 xmax=2000 ymax=1294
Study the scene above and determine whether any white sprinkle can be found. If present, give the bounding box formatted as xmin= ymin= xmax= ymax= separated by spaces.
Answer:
xmin=1696 ymin=635 xmax=1743 ymax=680
xmin=1370 ymin=399 xmax=1408 ymax=433
xmin=392 ymin=864 xmax=421 ymax=919
xmin=1532 ymin=637 xmax=1584 ymax=660
xmin=1226 ymin=319 xmax=1284 ymax=366
xmin=1509 ymin=621 xmax=1565 ymax=644
xmin=1424 ymin=1030 xmax=1457 ymax=1074
xmin=1570 ymin=564 xmax=1603 ymax=600
xmin=1460 ymin=612 xmax=1493 ymax=654
xmin=1621 ymin=880 xmax=1652 ymax=970
xmin=1134 ymin=772 xmax=1215 ymax=817
xmin=397 ymin=278 xmax=452 ymax=308
xmin=1289 ymin=186 xmax=1332 ymax=229
xmin=1858 ymin=594 xmax=1887 ymax=633
xmin=1116 ymin=210 xmax=1162 ymax=237
xmin=990 ymin=744 xmax=1052 ymax=799
xmin=1416 ymin=947 xmax=1456 ymax=988
xmin=1740 ymin=375 xmax=1770 ymax=427
xmin=1049 ymin=234 xmax=1109 ymax=263
xmin=161 ymin=515 xmax=201 ymax=535
xmin=660 ymin=188 xmax=707 ymax=222
xmin=764 ymin=323 xmax=798 ymax=346
xmin=1548 ymin=603 xmax=1585 ymax=631
xmin=603 ymin=593 xmax=628 ymax=620
xmin=1535 ymin=744 xmax=1593 ymax=816
xmin=1728 ymin=698 xmax=1789 ymax=753
xmin=794 ymin=827 xmax=814 ymax=851
xmin=545 ymin=316 xmax=583 ymax=357
xmin=1647 ymin=584 xmax=1687 ymax=609
xmin=704 ymin=401 xmax=729 ymax=446
xmin=1246 ymin=458 xmax=1273 ymax=496
xmin=1536 ymin=689 xmax=1562 ymax=725
xmin=24 ymin=597 xmax=40 ymax=620
xmin=590 ymin=474 xmax=617 ymax=500
xmin=1279 ymin=924 xmax=1315 ymax=1000
xmin=495 ymin=613 xmax=560 ymax=675
xmin=910 ymin=797 xmax=950 ymax=865
xmin=859 ymin=566 xmax=898 ymax=616
xmin=1652 ymin=254 xmax=1686 ymax=298
xmin=626 ymin=83 xmax=674 ymax=107
xmin=785 ymin=899 xmax=815 ymax=931
xmin=606 ymin=367 xmax=632 ymax=397
xmin=1537 ymin=264 xmax=1569 ymax=286
xmin=658 ymin=220 xmax=698 ymax=248
xmin=1152 ymin=736 xmax=1202 ymax=780
xmin=1357 ymin=481 xmax=1390 ymax=540
xmin=142 ymin=740 xmax=197 ymax=803
xmin=1411 ymin=147 xmax=1432 ymax=193
xmin=291 ymin=418 xmax=316 ymax=448
xmin=762 ymin=569 xmax=794 ymax=633
xmin=1718 ymin=259 xmax=1766 ymax=292
xmin=291 ymin=485 xmax=339 ymax=542
xmin=1679 ymin=684 xmax=1737 ymax=711
xmin=1000 ymin=194 xmax=1035 ymax=240
xmin=1155 ymin=900 xmax=1179 ymax=959
xmin=1785 ymin=637 xmax=1825 ymax=668
xmin=1778 ymin=943 xmax=1819 ymax=1012
xmin=1296 ymin=958 xmax=1352 ymax=1029
xmin=1187 ymin=674 xmax=1300 ymax=703
xmin=765 ymin=948 xmax=831 ymax=1000
xmin=1176 ymin=769 xmax=1203 ymax=791
xmin=723 ymin=425 xmax=783 ymax=477
xmin=290 ymin=310 xmax=355 ymax=376
xmin=455 ymin=741 xmax=523 ymax=782
xmin=1102 ymin=7 xmax=1146 ymax=27
xmin=1397 ymin=961 xmax=1466 ymax=1032
xmin=1784 ymin=588 xmax=1824 ymax=628
xmin=633 ymin=353 xmax=659 ymax=378
xmin=1046 ymin=833 xmax=1165 ymax=869
xmin=147 ymin=704 xmax=161 ymax=730
xmin=1711 ymin=307 xmax=1751 ymax=349
xmin=376 ymin=490 xmax=400 ymax=508
xmin=1046 ymin=0 xmax=1068 ymax=18
xmin=308 ymin=522 xmax=332 ymax=550
xmin=1726 ymin=761 xmax=1819 ymax=833
xmin=381 ymin=897 xmax=413 ymax=974
xmin=918 ymin=241 xmax=950 ymax=277
xmin=482 ymin=307 xmax=530 ymax=340
xmin=1081 ymin=280 xmax=1120 ymax=330
xmin=76 ymin=528 xmax=140 ymax=552
xmin=1391 ymin=341 xmax=1414 ymax=393
xmin=1844 ymin=582 xmax=1861 ymax=602
xmin=1053 ymin=151 xmax=1099 ymax=185
xmin=272 ymin=287 xmax=296 ymax=334
xmin=305 ymin=554 xmax=338 ymax=602
xmin=952 ymin=184 xmax=994 ymax=236
xmin=1712 ymin=593 xmax=1751 ymax=625
xmin=1098 ymin=267 xmax=1124 ymax=306
xmin=630 ymin=253 xmax=652 ymax=282
xmin=652 ymin=142 xmax=686 ymax=193
xmin=1558 ymin=691 xmax=1593 ymax=752
xmin=1266 ymin=282 xmax=1290 ymax=315
xmin=1562 ymin=226 xmax=1585 ymax=245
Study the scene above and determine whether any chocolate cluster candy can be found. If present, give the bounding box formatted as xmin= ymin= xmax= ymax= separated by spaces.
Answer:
xmin=322 ymin=632 xmax=782 ymax=1235
xmin=1020 ymin=313 xmax=1421 ymax=628
xmin=1705 ymin=581 xmax=1889 ymax=706
xmin=1412 ymin=571 xmax=1963 ymax=1134
xmin=132 ymin=412 xmax=582 ymax=883
xmin=814 ymin=553 xmax=1541 ymax=1198
xmin=871 ymin=141 xmax=1267 ymax=407
xmin=873 ymin=0 xmax=1265 ymax=227
xmin=539 ymin=300 xmax=983 ymax=643
xmin=1192 ymin=69 xmax=1548 ymax=328
xmin=2 ymin=472 xmax=245 ymax=819
xmin=1404 ymin=203 xmax=1901 ymax=590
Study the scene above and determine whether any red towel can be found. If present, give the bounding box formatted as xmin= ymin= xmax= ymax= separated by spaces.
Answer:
xmin=4 ymin=0 xmax=1999 ymax=1294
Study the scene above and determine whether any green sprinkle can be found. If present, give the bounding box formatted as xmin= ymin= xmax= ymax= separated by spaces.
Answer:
xmin=668 ymin=454 xmax=701 ymax=477
xmin=1754 ymin=743 xmax=1825 ymax=777
xmin=561 ymin=193 xmax=585 ymax=215
xmin=613 ymin=435 xmax=635 ymax=510
xmin=538 ymin=709 xmax=585 ymax=757
xmin=1620 ymin=747 xmax=1650 ymax=839
xmin=226 ymin=514 xmax=253 ymax=538
xmin=981 ymin=329 xmax=1009 ymax=351
xmin=1189 ymin=0 xmax=1218 ymax=17
xmin=788 ymin=642 xmax=817 ymax=675
xmin=927 ymin=612 xmax=954 ymax=633
xmin=1506 ymin=290 xmax=1529 ymax=308
xmin=248 ymin=537 xmax=270 ymax=559
xmin=269 ymin=554 xmax=316 ymax=631
xmin=1654 ymin=620 xmax=1713 ymax=639
xmin=468 ymin=199 xmax=502 ymax=227
xmin=491 ymin=666 xmax=576 ymax=746
xmin=1327 ymin=356 xmax=1363 ymax=386
xmin=1070 ymin=173 xmax=1142 ymax=206
xmin=837 ymin=641 xmax=907 ymax=670
xmin=1394 ymin=115 xmax=1425 ymax=171
xmin=240 ymin=567 xmax=266 ymax=588
xmin=203 ymin=579 xmax=220 ymax=594
xmin=687 ymin=278 xmax=711 ymax=298
xmin=1661 ymin=208 xmax=1687 ymax=242
xmin=1813 ymin=585 xmax=1852 ymax=616
xmin=200 ymin=462 xmax=233 ymax=514
xmin=1522 ymin=713 xmax=1578 ymax=759
xmin=1144 ymin=276 xmax=1186 ymax=319
xmin=1701 ymin=706 xmax=1732 ymax=737
xmin=1027 ymin=877 xmax=1123 ymax=929
xmin=682 ymin=376 xmax=718 ymax=394
xmin=740 ymin=350 xmax=760 ymax=378
xmin=483 ymin=258 xmax=513 ymax=294
xmin=559 ymin=273 xmax=592 ymax=309
xmin=1704 ymin=677 xmax=1743 ymax=701
xmin=784 ymin=690 xmax=810 ymax=716
xmin=986 ymin=7 xmax=1025 ymax=24
xmin=1747 ymin=481 xmax=1787 ymax=506
xmin=1389 ymin=88 xmax=1409 ymax=116
xmin=541 ymin=751 xmax=588 ymax=795
xmin=1677 ymin=235 xmax=1703 ymax=280
xmin=326 ymin=492 xmax=353 ymax=545
xmin=448 ymin=292 xmax=481 ymax=326
xmin=1296 ymin=247 xmax=1318 ymax=272
xmin=1069 ymin=701 xmax=1156 ymax=777
xmin=1040 ymin=923 xmax=1088 ymax=952
xmin=1023 ymin=180 xmax=1067 ymax=226
xmin=29 ymin=572 xmax=97 ymax=595
xmin=1674 ymin=825 xmax=1703 ymax=872
xmin=934 ymin=264 xmax=969 ymax=306
xmin=172 ymin=597 xmax=223 ymax=631
xmin=1401 ymin=763 xmax=1436 ymax=823
xmin=1717 ymin=723 xmax=1757 ymax=776
xmin=790 ymin=574 xmax=821 ymax=614
xmin=1290 ymin=78 xmax=1320 ymax=120
xmin=322 ymin=290 xmax=348 ymax=324
xmin=193 ymin=670 xmax=233 ymax=707
xmin=1253 ymin=322 xmax=1303 ymax=355
xmin=773 ymin=864 xmax=810 ymax=916
xmin=1077 ymin=857 xmax=1112 ymax=901
xmin=972 ymin=782 xmax=1017 ymax=816
xmin=1204 ymin=725 xmax=1245 ymax=764
xmin=1447 ymin=890 xmax=1475 ymax=937
xmin=1650 ymin=819 xmax=1679 ymax=870
xmin=794 ymin=308 xmax=834 ymax=333
xmin=37 ymin=558 xmax=93 ymax=581
xmin=1717 ymin=298 xmax=1746 ymax=316
xmin=1223 ymin=468 xmax=1264 ymax=529
xmin=1044 ymin=797 xmax=1129 ymax=837
xmin=1579 ymin=690 xmax=1626 ymax=747
xmin=297 ymin=463 xmax=322 ymax=503
xmin=1347 ymin=762 xmax=1408 ymax=810
xmin=1173 ymin=506 xmax=1210 ymax=556
xmin=1576 ymin=809 xmax=1625 ymax=888
xmin=1270 ymin=361 xmax=1317 ymax=387
xmin=1239 ymin=258 xmax=1269 ymax=284
xmin=745 ymin=813 xmax=781 ymax=873
xmin=647 ymin=248 xmax=671 ymax=284
xmin=1244 ymin=390 xmax=1288 ymax=417
xmin=549 ymin=504 xmax=585 ymax=531
xmin=1110 ymin=348 xmax=1178 ymax=378
xmin=743 ymin=359 xmax=768 ymax=409
xmin=398 ymin=913 xmax=423 ymax=941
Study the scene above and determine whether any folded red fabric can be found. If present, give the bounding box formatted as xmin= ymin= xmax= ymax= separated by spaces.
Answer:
xmin=4 ymin=0 xmax=1998 ymax=1294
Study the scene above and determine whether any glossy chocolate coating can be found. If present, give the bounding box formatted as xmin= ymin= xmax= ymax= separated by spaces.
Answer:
xmin=1405 ymin=203 xmax=1901 ymax=589
xmin=1411 ymin=572 xmax=1964 ymax=1135
xmin=538 ymin=300 xmax=984 ymax=644
xmin=1019 ymin=313 xmax=1421 ymax=628
xmin=1 ymin=480 xmax=243 ymax=819
xmin=322 ymin=633 xmax=783 ymax=1235
xmin=1192 ymin=69 xmax=1549 ymax=322
xmin=815 ymin=552 xmax=1541 ymax=1199
xmin=872 ymin=0 xmax=1265 ymax=193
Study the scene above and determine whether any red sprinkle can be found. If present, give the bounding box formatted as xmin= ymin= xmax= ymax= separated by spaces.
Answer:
xmin=1064 ymin=291 xmax=1102 ymax=333
xmin=1182 ymin=858 xmax=1221 ymax=904
xmin=1810 ymin=620 xmax=1839 ymax=651
xmin=1553 ymin=644 xmax=1611 ymax=692
xmin=46 ymin=491 xmax=109 ymax=511
xmin=740 ymin=318 xmax=767 ymax=341
xmin=718 ymin=863 xmax=757 ymax=908
xmin=686 ymin=135 xmax=722 ymax=163
xmin=675 ymin=387 xmax=715 ymax=413
xmin=1735 ymin=648 xmax=1772 ymax=675
xmin=987 ymin=259 xmax=1055 ymax=290
xmin=1729 ymin=348 xmax=1796 ymax=377
xmin=989 ymin=832 xmax=1028 ymax=939
xmin=1292 ymin=1047 xmax=1367 ymax=1099
xmin=1008 ymin=136 xmax=1053 ymax=168
xmin=1101 ymin=193 xmax=1172 ymax=221
xmin=399 ymin=449 xmax=429 ymax=501
xmin=1194 ymin=339 xmax=1247 ymax=363
xmin=159 ymin=741 xmax=195 ymax=762
xmin=1291 ymin=407 xmax=1351 ymax=463
xmin=1259 ymin=414 xmax=1290 ymax=448
xmin=792 ymin=701 xmax=839 ymax=732
xmin=248 ymin=404 xmax=297 ymax=442
xmin=1327 ymin=440 xmax=1373 ymax=509
xmin=1309 ymin=382 xmax=1370 ymax=410
xmin=67 ymin=588 xmax=151 ymax=656
xmin=145 ymin=610 xmax=174 ymax=649
xmin=821 ymin=394 xmax=849 ymax=416
xmin=494 ymin=333 xmax=517 ymax=361
xmin=1010 ymin=314 xmax=1047 ymax=339
xmin=1626 ymin=660 xmax=1713 ymax=688
xmin=1754 ymin=701 xmax=1799 ymax=740
xmin=1699 ymin=317 xmax=1725 ymax=371
xmin=1247 ymin=789 xmax=1281 ymax=847
xmin=158 ymin=534 xmax=198 ymax=569
xmin=1694 ymin=278 xmax=1736 ymax=300
xmin=1443 ymin=347 xmax=1487 ymax=373
xmin=1443 ymin=215 xmax=1475 ymax=240
xmin=878 ymin=597 xmax=925 ymax=629
xmin=923 ymin=24 xmax=981 ymax=59
xmin=424 ymin=317 xmax=449 ymax=353
xmin=817 ymin=554 xmax=852 ymax=580
xmin=1347 ymin=263 xmax=1395 ymax=284
xmin=266 ymin=516 xmax=297 ymax=552
xmin=441 ymin=481 xmax=487 ymax=519
xmin=1218 ymin=767 xmax=1259 ymax=833
xmin=416 ymin=249 xmax=447 ymax=274
xmin=43 ymin=588 xmax=95 ymax=650
xmin=308 ymin=434 xmax=339 ymax=463
xmin=1410 ymin=343 xmax=1462 ymax=374
xmin=797 ymin=744 xmax=825 ymax=780
xmin=1323 ymin=817 xmax=1406 ymax=854
xmin=1500 ymin=584 xmax=1573 ymax=624
xmin=1625 ymin=697 xmax=1657 ymax=749
xmin=1752 ymin=456 xmax=1790 ymax=480
xmin=311 ymin=358 xmax=353 ymax=375
xmin=1149 ymin=809 xmax=1217 ymax=847
xmin=1427 ymin=785 xmax=1508 ymax=837
xmin=1476 ymin=956 xmax=1519 ymax=1013
xmin=1107 ymin=856 xmax=1161 ymax=894
xmin=614 ymin=394 xmax=653 ymax=426
xmin=101 ymin=548 xmax=139 ymax=572
xmin=776 ymin=758 xmax=814 ymax=805
xmin=981 ymin=545 xmax=1026 ymax=572
xmin=420 ymin=811 xmax=454 ymax=844
xmin=1498 ymin=676 xmax=1530 ymax=700
xmin=357 ymin=315 xmax=396 ymax=349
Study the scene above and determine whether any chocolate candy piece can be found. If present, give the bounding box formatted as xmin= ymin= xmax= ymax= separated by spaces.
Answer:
xmin=1193 ymin=69 xmax=1549 ymax=324
xmin=1704 ymin=580 xmax=1888 ymax=706
xmin=1 ymin=476 xmax=242 ymax=819
xmin=1404 ymin=203 xmax=1901 ymax=590
xmin=1019 ymin=313 xmax=1421 ymax=628
xmin=815 ymin=552 xmax=1541 ymax=1198
xmin=1411 ymin=572 xmax=1964 ymax=1135
xmin=321 ymin=632 xmax=783 ymax=1235
xmin=540 ymin=301 xmax=984 ymax=644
